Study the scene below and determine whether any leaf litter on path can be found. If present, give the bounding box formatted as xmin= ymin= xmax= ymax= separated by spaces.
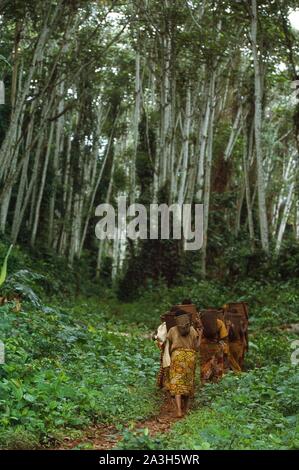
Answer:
xmin=57 ymin=397 xmax=182 ymax=450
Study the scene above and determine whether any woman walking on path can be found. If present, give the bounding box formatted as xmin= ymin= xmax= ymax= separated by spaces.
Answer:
xmin=200 ymin=310 xmax=228 ymax=384
xmin=167 ymin=312 xmax=201 ymax=418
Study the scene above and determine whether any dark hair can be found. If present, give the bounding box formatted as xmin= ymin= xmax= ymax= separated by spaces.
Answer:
xmin=181 ymin=298 xmax=192 ymax=305
xmin=175 ymin=309 xmax=188 ymax=317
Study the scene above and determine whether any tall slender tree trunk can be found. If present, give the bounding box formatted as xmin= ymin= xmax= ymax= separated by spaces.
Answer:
xmin=96 ymin=151 xmax=116 ymax=278
xmin=196 ymin=77 xmax=211 ymax=202
xmin=48 ymin=80 xmax=65 ymax=247
xmin=178 ymin=86 xmax=191 ymax=205
xmin=11 ymin=101 xmax=36 ymax=241
xmin=275 ymin=181 xmax=295 ymax=253
xmin=296 ymin=199 xmax=299 ymax=241
xmin=201 ymin=70 xmax=216 ymax=277
xmin=79 ymin=116 xmax=117 ymax=256
xmin=31 ymin=122 xmax=55 ymax=247
xmin=224 ymin=105 xmax=242 ymax=161
xmin=243 ymin=121 xmax=255 ymax=245
xmin=251 ymin=0 xmax=269 ymax=253
xmin=130 ymin=51 xmax=141 ymax=205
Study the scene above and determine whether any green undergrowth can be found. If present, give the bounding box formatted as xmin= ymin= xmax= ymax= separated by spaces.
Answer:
xmin=0 ymin=240 xmax=298 ymax=449
xmin=111 ymin=280 xmax=299 ymax=450
xmin=161 ymin=363 xmax=299 ymax=450
xmin=0 ymin=300 xmax=161 ymax=449
xmin=117 ymin=341 xmax=298 ymax=450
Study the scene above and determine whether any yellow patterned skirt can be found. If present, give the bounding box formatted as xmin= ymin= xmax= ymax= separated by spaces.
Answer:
xmin=168 ymin=348 xmax=196 ymax=396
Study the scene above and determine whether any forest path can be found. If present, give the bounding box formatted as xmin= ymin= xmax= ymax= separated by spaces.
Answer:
xmin=57 ymin=397 xmax=180 ymax=450
xmin=55 ymin=320 xmax=299 ymax=450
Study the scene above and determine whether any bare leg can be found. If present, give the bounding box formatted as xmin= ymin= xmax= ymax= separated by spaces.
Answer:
xmin=175 ymin=395 xmax=183 ymax=417
xmin=165 ymin=391 xmax=173 ymax=410
xmin=184 ymin=396 xmax=190 ymax=413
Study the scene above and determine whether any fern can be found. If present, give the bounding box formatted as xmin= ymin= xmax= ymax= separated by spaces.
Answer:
xmin=10 ymin=283 xmax=42 ymax=309
xmin=3 ymin=269 xmax=45 ymax=308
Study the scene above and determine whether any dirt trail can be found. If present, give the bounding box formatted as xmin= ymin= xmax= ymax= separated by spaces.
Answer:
xmin=57 ymin=398 xmax=180 ymax=450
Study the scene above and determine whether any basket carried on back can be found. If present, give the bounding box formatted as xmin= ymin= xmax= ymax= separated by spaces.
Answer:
xmin=162 ymin=303 xmax=199 ymax=331
xmin=199 ymin=308 xmax=224 ymax=321
xmin=225 ymin=312 xmax=247 ymax=341
xmin=225 ymin=302 xmax=248 ymax=320
xmin=199 ymin=308 xmax=223 ymax=341
xmin=223 ymin=302 xmax=249 ymax=350
xmin=176 ymin=303 xmax=199 ymax=323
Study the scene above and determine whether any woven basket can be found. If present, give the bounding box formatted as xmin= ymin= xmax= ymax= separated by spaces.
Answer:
xmin=224 ymin=302 xmax=249 ymax=320
xmin=164 ymin=304 xmax=199 ymax=331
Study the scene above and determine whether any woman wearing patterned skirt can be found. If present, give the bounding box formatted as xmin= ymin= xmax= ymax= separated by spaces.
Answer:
xmin=167 ymin=312 xmax=201 ymax=417
xmin=200 ymin=311 xmax=228 ymax=384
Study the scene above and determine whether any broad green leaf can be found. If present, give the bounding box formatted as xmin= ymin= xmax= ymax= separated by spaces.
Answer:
xmin=23 ymin=393 xmax=36 ymax=403
xmin=0 ymin=245 xmax=13 ymax=287
xmin=0 ymin=54 xmax=11 ymax=67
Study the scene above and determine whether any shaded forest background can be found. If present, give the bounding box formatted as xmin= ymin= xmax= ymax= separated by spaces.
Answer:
xmin=0 ymin=0 xmax=299 ymax=300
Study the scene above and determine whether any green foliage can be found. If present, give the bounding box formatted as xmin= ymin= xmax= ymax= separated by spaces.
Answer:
xmin=234 ymin=279 xmax=299 ymax=327
xmin=117 ymin=427 xmax=162 ymax=450
xmin=246 ymin=331 xmax=293 ymax=369
xmin=0 ymin=239 xmax=111 ymax=301
xmin=0 ymin=428 xmax=38 ymax=450
xmin=0 ymin=254 xmax=298 ymax=450
xmin=117 ymin=238 xmax=183 ymax=302
xmin=162 ymin=363 xmax=299 ymax=450
xmin=2 ymin=270 xmax=45 ymax=308
xmin=0 ymin=298 xmax=161 ymax=449
xmin=271 ymin=240 xmax=299 ymax=281
xmin=0 ymin=244 xmax=13 ymax=287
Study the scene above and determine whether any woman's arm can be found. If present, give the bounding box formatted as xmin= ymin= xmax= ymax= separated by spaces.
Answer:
xmin=194 ymin=328 xmax=202 ymax=351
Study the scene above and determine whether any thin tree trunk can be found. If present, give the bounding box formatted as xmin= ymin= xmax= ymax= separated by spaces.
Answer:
xmin=196 ymin=77 xmax=211 ymax=202
xmin=78 ymin=115 xmax=118 ymax=256
xmin=130 ymin=51 xmax=141 ymax=205
xmin=96 ymin=150 xmax=116 ymax=278
xmin=235 ymin=184 xmax=246 ymax=236
xmin=275 ymin=181 xmax=295 ymax=253
xmin=251 ymin=0 xmax=269 ymax=252
xmin=31 ymin=122 xmax=55 ymax=247
xmin=224 ymin=105 xmax=242 ymax=161
xmin=201 ymin=70 xmax=216 ymax=277
xmin=11 ymin=101 xmax=36 ymax=240
xmin=243 ymin=122 xmax=255 ymax=245
xmin=48 ymin=79 xmax=65 ymax=247
xmin=178 ymin=86 xmax=191 ymax=205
